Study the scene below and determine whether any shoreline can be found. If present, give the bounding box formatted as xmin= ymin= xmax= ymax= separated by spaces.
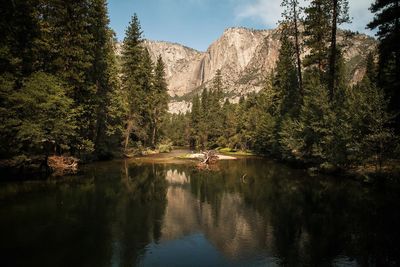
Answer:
xmin=1 ymin=148 xmax=399 ymax=183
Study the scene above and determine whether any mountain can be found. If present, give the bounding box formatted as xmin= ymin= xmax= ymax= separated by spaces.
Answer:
xmin=127 ymin=27 xmax=376 ymax=113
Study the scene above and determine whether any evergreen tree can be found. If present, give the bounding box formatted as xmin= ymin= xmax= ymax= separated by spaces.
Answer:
xmin=297 ymin=70 xmax=335 ymax=161
xmin=139 ymin=48 xmax=155 ymax=146
xmin=328 ymin=0 xmax=350 ymax=100
xmin=190 ymin=94 xmax=201 ymax=148
xmin=0 ymin=74 xmax=18 ymax=157
xmin=10 ymin=72 xmax=78 ymax=158
xmin=343 ymin=57 xmax=394 ymax=170
xmin=87 ymin=0 xmax=123 ymax=158
xmin=208 ymin=70 xmax=224 ymax=147
xmin=365 ymin=52 xmax=378 ymax=84
xmin=46 ymin=1 xmax=96 ymax=148
xmin=220 ymin=99 xmax=237 ymax=148
xmin=328 ymin=49 xmax=352 ymax=166
xmin=368 ymin=0 xmax=400 ymax=130
xmin=303 ymin=0 xmax=331 ymax=77
xmin=0 ymin=0 xmax=42 ymax=78
xmin=281 ymin=0 xmax=303 ymax=94
xmin=149 ymin=55 xmax=169 ymax=147
xmin=275 ymin=30 xmax=301 ymax=117
xmin=121 ymin=14 xmax=144 ymax=151
xmin=199 ymin=88 xmax=210 ymax=148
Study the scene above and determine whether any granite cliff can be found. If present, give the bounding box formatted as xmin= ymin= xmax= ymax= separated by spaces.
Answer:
xmin=120 ymin=27 xmax=377 ymax=113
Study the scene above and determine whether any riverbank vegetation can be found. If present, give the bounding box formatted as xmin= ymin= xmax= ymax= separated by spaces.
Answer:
xmin=0 ymin=1 xmax=169 ymax=173
xmin=0 ymin=0 xmax=399 ymax=178
xmin=164 ymin=0 xmax=400 ymax=178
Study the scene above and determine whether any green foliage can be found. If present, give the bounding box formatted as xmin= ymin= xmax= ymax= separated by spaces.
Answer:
xmin=298 ymin=71 xmax=336 ymax=161
xmin=121 ymin=14 xmax=147 ymax=150
xmin=278 ymin=116 xmax=304 ymax=160
xmin=158 ymin=140 xmax=173 ymax=153
xmin=0 ymin=0 xmax=397 ymax=178
xmin=162 ymin=113 xmax=190 ymax=147
xmin=368 ymin=0 xmax=400 ymax=130
xmin=10 ymin=72 xmax=78 ymax=155
xmin=148 ymin=55 xmax=169 ymax=147
xmin=344 ymin=76 xmax=395 ymax=169
xmin=121 ymin=16 xmax=170 ymax=150
xmin=303 ymin=0 xmax=331 ymax=73
xmin=0 ymin=0 xmax=124 ymax=163
xmin=275 ymin=31 xmax=301 ymax=117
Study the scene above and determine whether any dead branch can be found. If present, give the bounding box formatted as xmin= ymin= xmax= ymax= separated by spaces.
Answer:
xmin=196 ymin=150 xmax=219 ymax=171
xmin=201 ymin=150 xmax=219 ymax=164
xmin=48 ymin=156 xmax=79 ymax=176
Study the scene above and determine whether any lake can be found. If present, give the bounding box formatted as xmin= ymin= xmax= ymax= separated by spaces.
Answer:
xmin=1 ymin=153 xmax=400 ymax=267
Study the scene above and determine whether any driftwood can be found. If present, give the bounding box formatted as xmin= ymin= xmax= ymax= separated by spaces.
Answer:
xmin=201 ymin=150 xmax=219 ymax=164
xmin=196 ymin=150 xmax=219 ymax=170
xmin=47 ymin=156 xmax=79 ymax=176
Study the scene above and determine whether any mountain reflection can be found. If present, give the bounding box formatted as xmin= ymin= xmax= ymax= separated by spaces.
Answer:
xmin=161 ymin=176 xmax=269 ymax=259
xmin=1 ymin=159 xmax=400 ymax=267
xmin=142 ymin=160 xmax=400 ymax=266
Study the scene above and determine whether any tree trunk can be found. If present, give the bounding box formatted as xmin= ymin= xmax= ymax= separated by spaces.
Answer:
xmin=329 ymin=0 xmax=338 ymax=101
xmin=124 ymin=118 xmax=133 ymax=152
xmin=152 ymin=122 xmax=157 ymax=148
xmin=293 ymin=0 xmax=303 ymax=96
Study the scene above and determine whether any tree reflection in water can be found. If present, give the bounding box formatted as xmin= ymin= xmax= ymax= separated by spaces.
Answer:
xmin=154 ymin=159 xmax=400 ymax=266
xmin=0 ymin=158 xmax=399 ymax=266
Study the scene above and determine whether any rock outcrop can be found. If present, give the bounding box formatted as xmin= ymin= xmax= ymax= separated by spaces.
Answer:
xmin=122 ymin=27 xmax=377 ymax=113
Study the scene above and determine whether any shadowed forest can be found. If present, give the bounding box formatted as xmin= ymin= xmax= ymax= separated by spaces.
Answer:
xmin=1 ymin=1 xmax=400 ymax=266
xmin=0 ymin=0 xmax=399 ymax=179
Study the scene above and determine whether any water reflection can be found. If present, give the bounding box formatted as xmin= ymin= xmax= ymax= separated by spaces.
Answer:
xmin=161 ymin=171 xmax=269 ymax=261
xmin=1 ymin=159 xmax=400 ymax=267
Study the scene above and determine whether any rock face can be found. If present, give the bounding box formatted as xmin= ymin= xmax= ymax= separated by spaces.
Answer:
xmin=138 ymin=27 xmax=376 ymax=113
xmin=145 ymin=40 xmax=204 ymax=97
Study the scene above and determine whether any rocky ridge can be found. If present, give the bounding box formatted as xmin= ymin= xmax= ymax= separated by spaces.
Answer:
xmin=118 ymin=27 xmax=377 ymax=113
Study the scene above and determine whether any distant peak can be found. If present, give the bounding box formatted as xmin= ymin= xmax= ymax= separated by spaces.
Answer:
xmin=144 ymin=39 xmax=201 ymax=53
xmin=222 ymin=27 xmax=272 ymax=35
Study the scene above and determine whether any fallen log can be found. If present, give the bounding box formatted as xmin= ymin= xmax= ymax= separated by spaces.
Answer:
xmin=201 ymin=150 xmax=219 ymax=164
xmin=47 ymin=156 xmax=79 ymax=176
xmin=196 ymin=150 xmax=219 ymax=170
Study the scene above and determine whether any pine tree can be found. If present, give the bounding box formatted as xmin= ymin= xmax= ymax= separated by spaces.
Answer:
xmin=86 ymin=0 xmax=123 ymax=158
xmin=0 ymin=74 xmax=18 ymax=157
xmin=281 ymin=0 xmax=303 ymax=94
xmin=297 ymin=70 xmax=335 ymax=161
xmin=343 ymin=57 xmax=394 ymax=170
xmin=328 ymin=49 xmax=352 ymax=166
xmin=199 ymin=88 xmax=209 ymax=148
xmin=212 ymin=69 xmax=224 ymax=99
xmin=365 ymin=52 xmax=378 ymax=84
xmin=190 ymin=94 xmax=201 ymax=148
xmin=368 ymin=0 xmax=400 ymax=130
xmin=149 ymin=55 xmax=169 ymax=147
xmin=121 ymin=14 xmax=144 ymax=151
xmin=221 ymin=99 xmax=237 ymax=148
xmin=303 ymin=0 xmax=331 ymax=76
xmin=0 ymin=0 xmax=42 ymax=78
xmin=275 ymin=30 xmax=301 ymax=117
xmin=208 ymin=70 xmax=224 ymax=147
xmin=139 ymin=48 xmax=155 ymax=146
xmin=47 ymin=1 xmax=95 ymax=146
xmin=10 ymin=72 xmax=78 ymax=158
xmin=328 ymin=0 xmax=350 ymax=100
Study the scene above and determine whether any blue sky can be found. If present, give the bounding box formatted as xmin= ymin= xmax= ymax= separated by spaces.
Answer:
xmin=107 ymin=0 xmax=375 ymax=51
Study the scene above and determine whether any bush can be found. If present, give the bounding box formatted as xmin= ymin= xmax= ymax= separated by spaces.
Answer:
xmin=158 ymin=141 xmax=172 ymax=153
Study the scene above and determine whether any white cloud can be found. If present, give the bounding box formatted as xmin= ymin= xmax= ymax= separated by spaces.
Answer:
xmin=235 ymin=0 xmax=282 ymax=28
xmin=236 ymin=0 xmax=375 ymax=35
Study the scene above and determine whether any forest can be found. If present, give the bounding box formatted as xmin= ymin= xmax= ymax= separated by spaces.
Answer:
xmin=0 ymin=0 xmax=399 ymax=177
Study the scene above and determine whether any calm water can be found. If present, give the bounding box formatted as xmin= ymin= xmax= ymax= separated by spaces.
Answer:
xmin=1 ymin=156 xmax=400 ymax=267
